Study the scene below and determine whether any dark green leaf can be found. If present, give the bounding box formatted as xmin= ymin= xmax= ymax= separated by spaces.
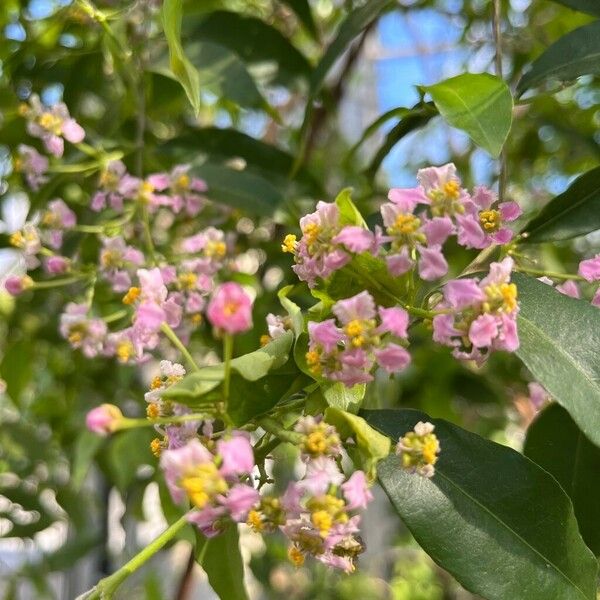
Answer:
xmin=310 ymin=0 xmax=392 ymax=95
xmin=517 ymin=21 xmax=600 ymax=95
xmin=194 ymin=11 xmax=311 ymax=85
xmin=364 ymin=408 xmax=598 ymax=600
xmin=521 ymin=166 xmax=600 ymax=242
xmin=195 ymin=524 xmax=248 ymax=600
xmin=279 ymin=0 xmax=319 ymax=39
xmin=191 ymin=163 xmax=284 ymax=216
xmin=162 ymin=0 xmax=201 ymax=114
xmin=365 ymin=103 xmax=436 ymax=178
xmin=423 ymin=73 xmax=513 ymax=157
xmin=551 ymin=0 xmax=600 ymax=16
xmin=525 ymin=403 xmax=600 ymax=555
xmin=514 ymin=273 xmax=600 ymax=448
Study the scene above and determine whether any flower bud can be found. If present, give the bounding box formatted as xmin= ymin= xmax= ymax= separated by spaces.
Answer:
xmin=4 ymin=275 xmax=33 ymax=296
xmin=86 ymin=404 xmax=123 ymax=435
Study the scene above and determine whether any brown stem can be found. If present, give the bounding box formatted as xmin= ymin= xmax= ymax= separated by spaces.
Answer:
xmin=174 ymin=547 xmax=196 ymax=600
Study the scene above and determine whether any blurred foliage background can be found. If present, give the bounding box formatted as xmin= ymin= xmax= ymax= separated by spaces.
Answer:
xmin=0 ymin=0 xmax=597 ymax=597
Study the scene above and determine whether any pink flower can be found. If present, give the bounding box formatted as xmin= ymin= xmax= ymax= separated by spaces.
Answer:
xmin=148 ymin=165 xmax=207 ymax=216
xmin=417 ymin=162 xmax=469 ymax=217
xmin=332 ymin=226 xmax=376 ymax=254
xmin=217 ymin=434 xmax=255 ymax=477
xmin=341 ymin=471 xmax=374 ymax=510
xmin=528 ymin=382 xmax=549 ymax=410
xmin=374 ymin=344 xmax=411 ymax=372
xmin=417 ymin=245 xmax=448 ymax=281
xmin=555 ymin=280 xmax=580 ymax=299
xmin=86 ymin=404 xmax=122 ymax=435
xmin=60 ymin=303 xmax=107 ymax=357
xmin=378 ymin=307 xmax=409 ymax=338
xmin=332 ymin=290 xmax=376 ymax=323
xmin=91 ymin=160 xmax=128 ymax=212
xmin=300 ymin=457 xmax=345 ymax=495
xmin=443 ymin=279 xmax=486 ymax=309
xmin=206 ymin=282 xmax=253 ymax=334
xmin=219 ymin=484 xmax=259 ymax=522
xmin=44 ymin=255 xmax=70 ymax=274
xmin=578 ymin=255 xmax=600 ymax=282
xmin=386 ymin=248 xmax=414 ymax=276
xmin=469 ymin=314 xmax=499 ymax=348
xmin=308 ymin=320 xmax=343 ymax=353
xmin=387 ymin=187 xmax=429 ymax=212
xmin=4 ymin=275 xmax=32 ymax=295
xmin=16 ymin=145 xmax=48 ymax=190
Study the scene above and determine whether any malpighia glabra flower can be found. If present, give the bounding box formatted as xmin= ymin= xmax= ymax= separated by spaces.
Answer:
xmin=20 ymin=94 xmax=85 ymax=157
xmin=538 ymin=276 xmax=581 ymax=300
xmin=294 ymin=415 xmax=342 ymax=460
xmin=306 ymin=291 xmax=411 ymax=387
xmin=417 ymin=162 xmax=469 ymax=218
xmin=41 ymin=199 xmax=76 ymax=249
xmin=16 ymin=144 xmax=49 ymax=190
xmin=4 ymin=274 xmax=33 ymax=296
xmin=456 ymin=186 xmax=522 ymax=249
xmin=396 ymin=421 xmax=440 ymax=478
xmin=91 ymin=160 xmax=129 ymax=212
xmin=578 ymin=254 xmax=600 ymax=307
xmin=432 ymin=257 xmax=519 ymax=363
xmin=206 ymin=282 xmax=253 ymax=334
xmin=148 ymin=164 xmax=207 ymax=216
xmin=380 ymin=189 xmax=452 ymax=281
xmin=160 ymin=435 xmax=258 ymax=537
xmin=100 ymin=236 xmax=145 ymax=292
xmin=180 ymin=227 xmax=229 ymax=276
xmin=285 ymin=201 xmax=375 ymax=288
xmin=0 ymin=193 xmax=41 ymax=281
xmin=60 ymin=303 xmax=108 ymax=358
xmin=86 ymin=404 xmax=123 ymax=436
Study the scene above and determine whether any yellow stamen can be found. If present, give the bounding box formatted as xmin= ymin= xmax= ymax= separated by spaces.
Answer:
xmin=288 ymin=545 xmax=305 ymax=567
xmin=311 ymin=510 xmax=333 ymax=537
xmin=247 ymin=509 xmax=264 ymax=532
xmin=116 ymin=340 xmax=133 ymax=363
xmin=122 ymin=286 xmax=141 ymax=305
xmin=150 ymin=438 xmax=163 ymax=457
xmin=147 ymin=403 xmax=160 ymax=419
xmin=190 ymin=313 xmax=203 ymax=326
xmin=180 ymin=463 xmax=228 ymax=509
xmin=443 ymin=180 xmax=460 ymax=199
xmin=260 ymin=334 xmax=271 ymax=347
xmin=205 ymin=240 xmax=226 ymax=258
xmin=177 ymin=272 xmax=197 ymax=290
xmin=281 ymin=233 xmax=298 ymax=254
xmin=479 ymin=209 xmax=501 ymax=232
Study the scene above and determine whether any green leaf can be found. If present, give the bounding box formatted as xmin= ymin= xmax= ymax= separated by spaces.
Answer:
xmin=71 ymin=431 xmax=103 ymax=491
xmin=524 ymin=403 xmax=600 ymax=555
xmin=310 ymin=0 xmax=392 ymax=95
xmin=195 ymin=524 xmax=248 ymax=600
xmin=194 ymin=11 xmax=311 ymax=85
xmin=551 ymin=0 xmax=600 ymax=16
xmin=423 ymin=73 xmax=513 ymax=157
xmin=161 ymin=0 xmax=201 ymax=115
xmin=324 ymin=407 xmax=390 ymax=479
xmin=364 ymin=408 xmax=598 ymax=600
xmin=322 ymin=382 xmax=366 ymax=413
xmin=521 ymin=166 xmax=600 ymax=242
xmin=514 ymin=273 xmax=600 ymax=447
xmin=277 ymin=285 xmax=305 ymax=337
xmin=279 ymin=0 xmax=319 ymax=39
xmin=364 ymin=103 xmax=436 ymax=178
xmin=517 ymin=21 xmax=600 ymax=96
xmin=191 ymin=163 xmax=284 ymax=216
xmin=334 ymin=187 xmax=367 ymax=227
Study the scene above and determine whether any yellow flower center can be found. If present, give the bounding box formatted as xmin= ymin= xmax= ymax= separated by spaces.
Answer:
xmin=9 ymin=231 xmax=24 ymax=248
xmin=147 ymin=403 xmax=160 ymax=419
xmin=101 ymin=249 xmax=122 ymax=268
xmin=191 ymin=313 xmax=203 ymax=326
xmin=38 ymin=112 xmax=63 ymax=135
xmin=288 ymin=545 xmax=305 ymax=567
xmin=443 ymin=180 xmax=460 ymax=199
xmin=389 ymin=213 xmax=421 ymax=236
xmin=175 ymin=173 xmax=190 ymax=191
xmin=99 ymin=169 xmax=119 ymax=189
xmin=138 ymin=181 xmax=154 ymax=203
xmin=306 ymin=431 xmax=328 ymax=455
xmin=305 ymin=350 xmax=322 ymax=375
xmin=116 ymin=340 xmax=134 ymax=363
xmin=302 ymin=222 xmax=320 ymax=247
xmin=122 ymin=286 xmax=141 ymax=305
xmin=484 ymin=282 xmax=518 ymax=313
xmin=260 ymin=334 xmax=271 ymax=346
xmin=247 ymin=509 xmax=264 ymax=532
xmin=177 ymin=272 xmax=197 ymax=290
xmin=180 ymin=463 xmax=228 ymax=509
xmin=150 ymin=376 xmax=163 ymax=390
xmin=281 ymin=233 xmax=298 ymax=254
xmin=479 ymin=209 xmax=501 ymax=232
xmin=312 ymin=510 xmax=333 ymax=537
xmin=150 ymin=438 xmax=163 ymax=457
xmin=205 ymin=240 xmax=226 ymax=258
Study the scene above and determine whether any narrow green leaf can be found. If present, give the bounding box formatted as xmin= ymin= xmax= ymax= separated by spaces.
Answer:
xmin=551 ymin=0 xmax=600 ymax=16
xmin=517 ymin=21 xmax=600 ymax=95
xmin=521 ymin=166 xmax=600 ymax=242
xmin=334 ymin=187 xmax=367 ymax=227
xmin=324 ymin=407 xmax=390 ymax=479
xmin=525 ymin=403 xmax=600 ymax=555
xmin=280 ymin=0 xmax=319 ymax=39
xmin=424 ymin=73 xmax=513 ymax=157
xmin=365 ymin=103 xmax=436 ymax=177
xmin=277 ymin=285 xmax=305 ymax=337
xmin=195 ymin=525 xmax=248 ymax=600
xmin=161 ymin=0 xmax=201 ymax=115
xmin=514 ymin=273 xmax=600 ymax=447
xmin=310 ymin=0 xmax=392 ymax=95
xmin=364 ymin=408 xmax=598 ymax=600
xmin=194 ymin=11 xmax=311 ymax=85
xmin=191 ymin=163 xmax=284 ymax=216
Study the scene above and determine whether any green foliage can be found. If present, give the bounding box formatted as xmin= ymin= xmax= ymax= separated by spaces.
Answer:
xmin=514 ymin=274 xmax=600 ymax=447
xmin=517 ymin=21 xmax=600 ymax=95
xmin=364 ymin=408 xmax=598 ymax=600
xmin=521 ymin=166 xmax=600 ymax=242
xmin=423 ymin=73 xmax=513 ymax=157
xmin=550 ymin=0 xmax=600 ymax=16
xmin=525 ymin=403 xmax=600 ymax=555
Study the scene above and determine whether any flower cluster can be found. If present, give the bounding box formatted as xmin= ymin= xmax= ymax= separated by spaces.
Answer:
xmin=306 ymin=291 xmax=411 ymax=387
xmin=432 ymin=257 xmax=519 ymax=363
xmin=396 ymin=421 xmax=440 ymax=478
xmin=578 ymin=254 xmax=600 ymax=307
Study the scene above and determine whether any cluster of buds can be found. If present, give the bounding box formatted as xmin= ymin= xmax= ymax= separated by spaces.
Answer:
xmin=306 ymin=291 xmax=411 ymax=387
xmin=432 ymin=257 xmax=520 ymax=363
xmin=396 ymin=421 xmax=440 ymax=478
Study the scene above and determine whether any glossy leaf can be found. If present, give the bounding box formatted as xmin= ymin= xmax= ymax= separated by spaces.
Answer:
xmin=551 ymin=0 xmax=600 ymax=15
xmin=423 ymin=73 xmax=513 ymax=157
xmin=521 ymin=166 xmax=600 ymax=242
xmin=280 ymin=0 xmax=319 ymax=39
xmin=194 ymin=11 xmax=311 ymax=85
xmin=191 ymin=163 xmax=284 ymax=216
xmin=161 ymin=0 xmax=201 ymax=115
xmin=514 ymin=273 xmax=600 ymax=447
xmin=195 ymin=525 xmax=248 ymax=600
xmin=525 ymin=403 xmax=600 ymax=555
xmin=517 ymin=21 xmax=600 ymax=95
xmin=364 ymin=408 xmax=598 ymax=600
xmin=277 ymin=285 xmax=305 ymax=337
